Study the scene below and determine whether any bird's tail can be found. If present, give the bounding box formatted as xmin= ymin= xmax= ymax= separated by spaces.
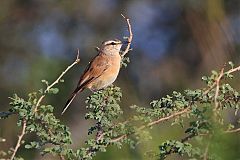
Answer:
xmin=61 ymin=87 xmax=83 ymax=115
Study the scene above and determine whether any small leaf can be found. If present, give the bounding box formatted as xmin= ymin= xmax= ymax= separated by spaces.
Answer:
xmin=201 ymin=76 xmax=207 ymax=81
xmin=41 ymin=79 xmax=49 ymax=85
xmin=228 ymin=61 xmax=234 ymax=68
xmin=39 ymin=89 xmax=44 ymax=94
xmin=48 ymin=88 xmax=59 ymax=94
xmin=227 ymin=124 xmax=234 ymax=130
xmin=211 ymin=70 xmax=218 ymax=76
xmin=25 ymin=144 xmax=32 ymax=149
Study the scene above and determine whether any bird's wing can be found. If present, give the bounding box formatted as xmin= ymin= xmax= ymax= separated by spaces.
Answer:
xmin=77 ymin=53 xmax=109 ymax=89
xmin=61 ymin=54 xmax=109 ymax=115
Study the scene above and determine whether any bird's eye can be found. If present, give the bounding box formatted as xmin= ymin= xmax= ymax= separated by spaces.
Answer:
xmin=111 ymin=42 xmax=115 ymax=45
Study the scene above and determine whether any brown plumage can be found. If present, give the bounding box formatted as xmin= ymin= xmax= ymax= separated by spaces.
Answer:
xmin=62 ymin=39 xmax=122 ymax=114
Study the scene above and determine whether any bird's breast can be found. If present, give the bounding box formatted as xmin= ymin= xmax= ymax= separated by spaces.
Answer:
xmin=89 ymin=54 xmax=121 ymax=91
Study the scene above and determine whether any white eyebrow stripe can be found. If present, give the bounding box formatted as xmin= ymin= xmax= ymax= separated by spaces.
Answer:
xmin=103 ymin=40 xmax=121 ymax=45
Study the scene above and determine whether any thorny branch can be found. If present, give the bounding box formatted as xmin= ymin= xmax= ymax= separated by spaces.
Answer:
xmin=140 ymin=108 xmax=191 ymax=130
xmin=8 ymin=50 xmax=80 ymax=160
xmin=110 ymin=107 xmax=191 ymax=143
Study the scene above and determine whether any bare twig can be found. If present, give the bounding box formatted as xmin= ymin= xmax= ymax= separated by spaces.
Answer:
xmin=34 ymin=49 xmax=80 ymax=112
xmin=110 ymin=134 xmax=127 ymax=143
xmin=145 ymin=108 xmax=190 ymax=128
xmin=121 ymin=14 xmax=133 ymax=57
xmin=96 ymin=120 xmax=129 ymax=141
xmin=10 ymin=119 xmax=26 ymax=160
xmin=224 ymin=127 xmax=240 ymax=133
xmin=226 ymin=65 xmax=240 ymax=74
xmin=9 ymin=50 xmax=80 ymax=160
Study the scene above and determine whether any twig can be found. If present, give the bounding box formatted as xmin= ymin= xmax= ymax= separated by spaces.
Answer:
xmin=181 ymin=127 xmax=240 ymax=141
xmin=110 ymin=134 xmax=127 ymax=143
xmin=111 ymin=107 xmax=191 ymax=143
xmin=202 ymin=65 xmax=240 ymax=119
xmin=121 ymin=14 xmax=133 ymax=57
xmin=144 ymin=107 xmax=190 ymax=128
xmin=224 ymin=127 xmax=240 ymax=133
xmin=34 ymin=49 xmax=80 ymax=112
xmin=203 ymin=143 xmax=209 ymax=160
xmin=10 ymin=119 xmax=26 ymax=160
xmin=203 ymin=65 xmax=240 ymax=95
xmin=59 ymin=154 xmax=65 ymax=160
xmin=163 ymin=126 xmax=240 ymax=159
xmin=226 ymin=65 xmax=240 ymax=74
xmin=9 ymin=50 xmax=80 ymax=160
xmin=96 ymin=120 xmax=129 ymax=141
xmin=214 ymin=68 xmax=224 ymax=110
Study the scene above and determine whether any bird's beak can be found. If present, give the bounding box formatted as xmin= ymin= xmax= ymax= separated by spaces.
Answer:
xmin=123 ymin=41 xmax=130 ymax=44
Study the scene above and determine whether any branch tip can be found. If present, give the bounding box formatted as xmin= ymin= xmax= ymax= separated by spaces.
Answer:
xmin=121 ymin=14 xmax=133 ymax=57
xmin=121 ymin=13 xmax=126 ymax=19
xmin=76 ymin=48 xmax=80 ymax=63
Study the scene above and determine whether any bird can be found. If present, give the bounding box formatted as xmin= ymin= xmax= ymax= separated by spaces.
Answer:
xmin=61 ymin=39 xmax=123 ymax=114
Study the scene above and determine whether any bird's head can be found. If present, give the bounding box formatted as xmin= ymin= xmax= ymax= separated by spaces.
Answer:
xmin=100 ymin=39 xmax=123 ymax=55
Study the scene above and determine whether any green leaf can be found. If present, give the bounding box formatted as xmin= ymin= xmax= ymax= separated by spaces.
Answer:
xmin=228 ymin=61 xmax=234 ymax=68
xmin=25 ymin=144 xmax=32 ymax=149
xmin=48 ymin=88 xmax=59 ymax=94
xmin=41 ymin=79 xmax=49 ymax=85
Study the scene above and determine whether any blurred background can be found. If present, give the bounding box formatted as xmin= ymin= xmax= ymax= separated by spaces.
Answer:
xmin=0 ymin=0 xmax=239 ymax=159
